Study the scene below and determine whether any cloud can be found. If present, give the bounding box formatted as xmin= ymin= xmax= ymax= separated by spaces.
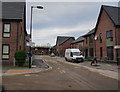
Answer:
xmin=32 ymin=20 xmax=95 ymax=45
xmin=26 ymin=2 xmax=118 ymax=46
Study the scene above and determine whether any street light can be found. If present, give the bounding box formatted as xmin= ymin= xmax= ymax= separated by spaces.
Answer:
xmin=29 ymin=6 xmax=43 ymax=68
xmin=30 ymin=6 xmax=43 ymax=39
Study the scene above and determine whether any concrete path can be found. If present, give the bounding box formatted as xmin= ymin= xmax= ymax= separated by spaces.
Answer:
xmin=1 ymin=58 xmax=49 ymax=76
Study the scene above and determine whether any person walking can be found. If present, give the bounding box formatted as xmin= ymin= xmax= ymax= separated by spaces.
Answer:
xmin=91 ymin=57 xmax=98 ymax=66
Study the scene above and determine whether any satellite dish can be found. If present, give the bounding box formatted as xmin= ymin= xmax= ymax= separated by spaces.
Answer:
xmin=94 ymin=35 xmax=98 ymax=40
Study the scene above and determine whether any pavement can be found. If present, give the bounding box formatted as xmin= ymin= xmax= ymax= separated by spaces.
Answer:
xmin=1 ymin=56 xmax=119 ymax=80
xmin=79 ymin=61 xmax=119 ymax=80
xmin=1 ymin=58 xmax=50 ymax=76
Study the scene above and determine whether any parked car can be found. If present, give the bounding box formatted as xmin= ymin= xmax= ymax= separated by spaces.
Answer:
xmin=65 ymin=49 xmax=84 ymax=63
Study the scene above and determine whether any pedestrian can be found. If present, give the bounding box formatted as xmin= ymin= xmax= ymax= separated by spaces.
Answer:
xmin=91 ymin=57 xmax=98 ymax=66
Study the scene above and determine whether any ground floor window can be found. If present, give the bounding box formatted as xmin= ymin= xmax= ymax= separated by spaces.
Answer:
xmin=2 ymin=44 xmax=10 ymax=59
xmin=107 ymin=46 xmax=113 ymax=60
xmin=100 ymin=47 xmax=103 ymax=58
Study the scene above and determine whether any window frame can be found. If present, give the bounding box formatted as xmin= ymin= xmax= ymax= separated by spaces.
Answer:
xmin=2 ymin=44 xmax=10 ymax=60
xmin=99 ymin=33 xmax=102 ymax=43
xmin=106 ymin=30 xmax=113 ymax=39
xmin=3 ymin=23 xmax=11 ymax=38
xmin=100 ymin=47 xmax=103 ymax=58
xmin=86 ymin=37 xmax=88 ymax=44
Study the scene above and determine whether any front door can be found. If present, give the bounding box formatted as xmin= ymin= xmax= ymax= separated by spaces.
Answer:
xmin=85 ymin=49 xmax=88 ymax=58
xmin=107 ymin=46 xmax=114 ymax=60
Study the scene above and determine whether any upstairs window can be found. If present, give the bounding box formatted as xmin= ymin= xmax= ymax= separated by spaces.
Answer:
xmin=3 ymin=23 xmax=10 ymax=37
xmin=106 ymin=30 xmax=113 ymax=38
xmin=86 ymin=37 xmax=88 ymax=44
xmin=106 ymin=30 xmax=113 ymax=41
xmin=99 ymin=33 xmax=102 ymax=43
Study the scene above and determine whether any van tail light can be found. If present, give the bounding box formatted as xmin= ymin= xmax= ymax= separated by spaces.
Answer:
xmin=80 ymin=52 xmax=83 ymax=55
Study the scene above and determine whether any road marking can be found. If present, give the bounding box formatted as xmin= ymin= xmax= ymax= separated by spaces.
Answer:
xmin=24 ymin=74 xmax=31 ymax=76
xmin=60 ymin=70 xmax=66 ymax=74
xmin=74 ymin=67 xmax=78 ymax=68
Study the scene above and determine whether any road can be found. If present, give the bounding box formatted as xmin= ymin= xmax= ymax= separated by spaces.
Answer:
xmin=2 ymin=55 xmax=118 ymax=90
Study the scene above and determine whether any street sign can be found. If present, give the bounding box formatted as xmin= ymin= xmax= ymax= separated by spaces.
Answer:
xmin=27 ymin=42 xmax=35 ymax=47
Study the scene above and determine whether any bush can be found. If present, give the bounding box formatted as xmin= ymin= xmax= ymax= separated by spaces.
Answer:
xmin=14 ymin=50 xmax=26 ymax=66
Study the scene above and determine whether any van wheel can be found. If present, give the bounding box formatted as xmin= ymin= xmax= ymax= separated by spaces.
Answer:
xmin=81 ymin=59 xmax=84 ymax=62
xmin=65 ymin=58 xmax=68 ymax=61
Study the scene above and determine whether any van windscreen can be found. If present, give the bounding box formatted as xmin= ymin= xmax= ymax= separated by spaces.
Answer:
xmin=72 ymin=52 xmax=80 ymax=56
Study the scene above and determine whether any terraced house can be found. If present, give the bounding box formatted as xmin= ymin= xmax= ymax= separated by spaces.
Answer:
xmin=82 ymin=28 xmax=95 ymax=59
xmin=94 ymin=5 xmax=120 ymax=62
xmin=71 ymin=36 xmax=84 ymax=54
xmin=56 ymin=36 xmax=75 ymax=56
xmin=1 ymin=2 xmax=27 ymax=65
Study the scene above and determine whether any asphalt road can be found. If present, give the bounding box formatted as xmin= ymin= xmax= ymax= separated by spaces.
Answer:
xmin=2 ymin=55 xmax=118 ymax=90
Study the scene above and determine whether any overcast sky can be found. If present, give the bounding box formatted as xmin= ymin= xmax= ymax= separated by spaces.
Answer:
xmin=26 ymin=1 xmax=118 ymax=46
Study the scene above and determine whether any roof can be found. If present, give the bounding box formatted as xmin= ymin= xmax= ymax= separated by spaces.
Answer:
xmin=102 ymin=5 xmax=120 ymax=26
xmin=83 ymin=28 xmax=95 ymax=37
xmin=2 ymin=2 xmax=25 ymax=20
xmin=56 ymin=36 xmax=75 ymax=45
xmin=71 ymin=36 xmax=84 ymax=44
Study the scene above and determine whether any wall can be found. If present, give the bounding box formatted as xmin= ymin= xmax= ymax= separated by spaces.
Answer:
xmin=95 ymin=9 xmax=117 ymax=61
xmin=2 ymin=21 xmax=25 ymax=65
xmin=59 ymin=38 xmax=74 ymax=56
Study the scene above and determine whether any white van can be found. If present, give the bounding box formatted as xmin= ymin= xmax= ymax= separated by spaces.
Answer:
xmin=65 ymin=49 xmax=84 ymax=62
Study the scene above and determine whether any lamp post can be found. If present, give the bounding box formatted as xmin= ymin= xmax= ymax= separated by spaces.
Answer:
xmin=29 ymin=6 xmax=43 ymax=68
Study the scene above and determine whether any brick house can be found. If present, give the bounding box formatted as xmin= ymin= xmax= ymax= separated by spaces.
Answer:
xmin=71 ymin=36 xmax=84 ymax=53
xmin=1 ymin=2 xmax=27 ymax=65
xmin=32 ymin=47 xmax=50 ymax=55
xmin=94 ymin=5 xmax=120 ymax=62
xmin=82 ymin=28 xmax=95 ymax=59
xmin=56 ymin=36 xmax=75 ymax=56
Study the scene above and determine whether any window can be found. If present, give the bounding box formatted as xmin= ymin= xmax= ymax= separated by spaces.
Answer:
xmin=2 ymin=44 xmax=10 ymax=59
xmin=86 ymin=37 xmax=88 ymax=44
xmin=106 ymin=30 xmax=113 ymax=38
xmin=99 ymin=33 xmax=102 ymax=43
xmin=3 ymin=23 xmax=10 ymax=37
xmin=100 ymin=47 xmax=103 ymax=58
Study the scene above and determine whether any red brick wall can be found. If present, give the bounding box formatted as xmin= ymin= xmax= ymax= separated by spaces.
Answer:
xmin=71 ymin=42 xmax=84 ymax=53
xmin=32 ymin=47 xmax=50 ymax=55
xmin=2 ymin=21 xmax=26 ymax=65
xmin=0 ymin=21 xmax=2 ymax=63
xmin=83 ymin=36 xmax=95 ymax=58
xmin=115 ymin=28 xmax=120 ymax=60
xmin=95 ymin=9 xmax=117 ymax=60
xmin=58 ymin=38 xmax=74 ymax=56
xmin=116 ymin=28 xmax=120 ymax=45
xmin=83 ymin=37 xmax=89 ymax=49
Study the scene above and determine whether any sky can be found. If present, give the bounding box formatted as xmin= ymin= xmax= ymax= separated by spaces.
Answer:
xmin=26 ymin=1 xmax=119 ymax=46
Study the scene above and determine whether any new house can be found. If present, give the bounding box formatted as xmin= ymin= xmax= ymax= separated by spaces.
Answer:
xmin=82 ymin=28 xmax=95 ymax=58
xmin=56 ymin=36 xmax=75 ymax=56
xmin=1 ymin=2 xmax=27 ymax=65
xmin=71 ymin=36 xmax=84 ymax=53
xmin=94 ymin=5 xmax=120 ymax=62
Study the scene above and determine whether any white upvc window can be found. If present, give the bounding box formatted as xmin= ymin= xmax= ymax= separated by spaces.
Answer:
xmin=3 ymin=23 xmax=10 ymax=37
xmin=2 ymin=44 xmax=10 ymax=59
